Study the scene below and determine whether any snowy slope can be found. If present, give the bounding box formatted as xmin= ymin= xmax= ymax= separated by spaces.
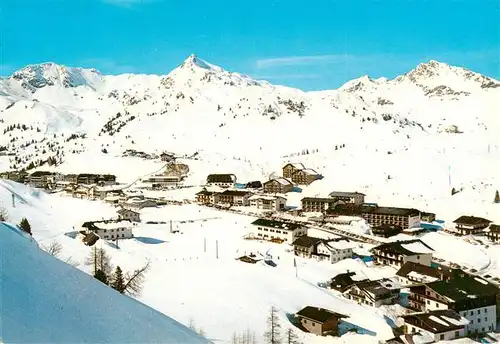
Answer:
xmin=0 ymin=221 xmax=210 ymax=344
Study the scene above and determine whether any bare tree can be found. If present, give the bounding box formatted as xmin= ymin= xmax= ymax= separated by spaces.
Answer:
xmin=122 ymin=259 xmax=151 ymax=297
xmin=65 ymin=256 xmax=80 ymax=268
xmin=85 ymin=247 xmax=113 ymax=276
xmin=0 ymin=207 xmax=7 ymax=221
xmin=284 ymin=328 xmax=301 ymax=344
xmin=41 ymin=240 xmax=63 ymax=257
xmin=264 ymin=306 xmax=281 ymax=344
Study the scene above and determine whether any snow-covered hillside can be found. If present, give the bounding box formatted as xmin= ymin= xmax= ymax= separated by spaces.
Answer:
xmin=0 ymin=54 xmax=499 ymax=169
xmin=0 ymin=220 xmax=210 ymax=344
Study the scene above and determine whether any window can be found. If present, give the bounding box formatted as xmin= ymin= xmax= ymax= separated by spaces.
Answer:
xmin=484 ymin=308 xmax=487 ymax=313
xmin=436 ymin=303 xmax=439 ymax=308
xmin=470 ymin=320 xmax=474 ymax=324
xmin=454 ymin=331 xmax=459 ymax=338
xmin=470 ymin=311 xmax=473 ymax=316
xmin=478 ymin=318 xmax=481 ymax=323
xmin=427 ymin=300 xmax=430 ymax=305
xmin=485 ymin=317 xmax=487 ymax=322
xmin=311 ymin=322 xmax=315 ymax=327
xmin=477 ymin=310 xmax=480 ymax=314
xmin=440 ymin=334 xmax=444 ymax=340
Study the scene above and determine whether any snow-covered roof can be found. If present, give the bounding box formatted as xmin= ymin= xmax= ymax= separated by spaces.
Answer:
xmin=321 ymin=239 xmax=355 ymax=251
xmin=301 ymin=168 xmax=318 ymax=175
xmin=249 ymin=194 xmax=285 ymax=201
xmin=272 ymin=178 xmax=292 ymax=185
xmin=93 ymin=221 xmax=132 ymax=230
xmin=401 ymin=242 xmax=434 ymax=254
xmin=284 ymin=163 xmax=305 ymax=170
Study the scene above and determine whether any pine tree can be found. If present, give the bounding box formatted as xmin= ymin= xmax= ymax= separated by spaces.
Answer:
xmin=285 ymin=328 xmax=301 ymax=344
xmin=111 ymin=266 xmax=125 ymax=293
xmin=94 ymin=269 xmax=108 ymax=285
xmin=451 ymin=187 xmax=456 ymax=196
xmin=18 ymin=218 xmax=32 ymax=235
xmin=264 ymin=306 xmax=281 ymax=344
xmin=494 ymin=190 xmax=500 ymax=203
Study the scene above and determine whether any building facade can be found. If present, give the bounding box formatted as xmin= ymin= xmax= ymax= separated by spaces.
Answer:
xmin=117 ymin=208 xmax=141 ymax=222
xmin=217 ymin=190 xmax=251 ymax=206
xmin=328 ymin=191 xmax=365 ymax=205
xmin=249 ymin=195 xmax=286 ymax=211
xmin=251 ymin=218 xmax=307 ymax=243
xmin=282 ymin=163 xmax=305 ymax=179
xmin=296 ymin=306 xmax=347 ymax=336
xmin=262 ymin=178 xmax=293 ymax=194
xmin=370 ymin=240 xmax=434 ymax=268
xmin=316 ymin=240 xmax=354 ymax=263
xmin=402 ymin=310 xmax=468 ymax=342
xmin=343 ymin=279 xmax=400 ymax=307
xmin=82 ymin=220 xmax=134 ymax=240
xmin=453 ymin=216 xmax=492 ymax=235
xmin=407 ymin=272 xmax=498 ymax=335
xmin=486 ymin=224 xmax=500 ymax=242
xmin=206 ymin=174 xmax=236 ymax=188
xmin=146 ymin=175 xmax=181 ymax=187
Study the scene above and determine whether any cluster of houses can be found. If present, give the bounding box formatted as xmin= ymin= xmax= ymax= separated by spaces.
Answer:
xmin=245 ymin=212 xmax=500 ymax=342
xmin=309 ymin=239 xmax=499 ymax=342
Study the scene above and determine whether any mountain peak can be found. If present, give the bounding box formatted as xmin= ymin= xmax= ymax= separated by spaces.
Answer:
xmin=180 ymin=54 xmax=213 ymax=70
xmin=10 ymin=62 xmax=102 ymax=92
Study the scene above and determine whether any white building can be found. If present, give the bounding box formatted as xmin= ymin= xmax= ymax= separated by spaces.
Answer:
xmin=408 ymin=273 xmax=498 ymax=335
xmin=83 ymin=220 xmax=134 ymax=240
xmin=146 ymin=175 xmax=181 ymax=187
xmin=117 ymin=208 xmax=141 ymax=222
xmin=251 ymin=218 xmax=307 ymax=243
xmin=316 ymin=240 xmax=354 ymax=263
xmin=403 ymin=309 xmax=469 ymax=342
xmin=249 ymin=194 xmax=286 ymax=211
xmin=371 ymin=240 xmax=434 ymax=268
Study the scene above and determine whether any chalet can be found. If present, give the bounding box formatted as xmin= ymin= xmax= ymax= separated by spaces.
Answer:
xmin=251 ymin=218 xmax=307 ymax=243
xmin=292 ymin=236 xmax=323 ymax=258
xmin=117 ymin=208 xmax=141 ymax=222
xmin=370 ymin=240 xmax=434 ymax=268
xmin=344 ymin=279 xmax=401 ymax=307
xmin=0 ymin=171 xmax=27 ymax=183
xmin=195 ymin=189 xmax=217 ymax=204
xmin=72 ymin=185 xmax=97 ymax=200
xmin=217 ymin=190 xmax=251 ymax=206
xmin=291 ymin=168 xmax=320 ymax=185
xmin=122 ymin=198 xmax=157 ymax=210
xmin=316 ymin=239 xmax=354 ymax=263
xmin=63 ymin=174 xmax=78 ymax=183
xmin=408 ymin=271 xmax=498 ymax=334
xmin=396 ymin=262 xmax=454 ymax=286
xmin=328 ymin=203 xmax=421 ymax=229
xmin=296 ymin=306 xmax=347 ymax=336
xmin=82 ymin=220 xmax=133 ymax=240
xmin=249 ymin=194 xmax=286 ymax=211
xmin=245 ymin=181 xmax=262 ymax=189
xmin=301 ymin=197 xmax=338 ymax=213
xmin=160 ymin=152 xmax=175 ymax=162
xmin=328 ymin=272 xmax=358 ymax=293
xmin=371 ymin=224 xmax=402 ymax=238
xmin=282 ymin=163 xmax=305 ymax=179
xmin=328 ymin=191 xmax=365 ymax=205
xmin=486 ymin=224 xmax=500 ymax=242
xmin=146 ymin=175 xmax=182 ymax=188
xmin=453 ymin=216 xmax=492 ymax=236
xmin=206 ymin=174 xmax=236 ymax=188
xmin=28 ymin=171 xmax=57 ymax=188
xmin=262 ymin=178 xmax=293 ymax=194
xmin=402 ymin=309 xmax=469 ymax=342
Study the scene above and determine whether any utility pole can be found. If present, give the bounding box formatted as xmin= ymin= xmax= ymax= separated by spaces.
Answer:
xmin=170 ymin=220 xmax=172 ymax=233
xmin=216 ymin=240 xmax=219 ymax=259
xmin=204 ymin=237 xmax=206 ymax=253
xmin=11 ymin=193 xmax=15 ymax=208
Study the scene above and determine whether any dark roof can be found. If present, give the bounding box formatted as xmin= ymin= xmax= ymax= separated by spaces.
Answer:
xmin=489 ymin=224 xmax=500 ymax=233
xmin=329 ymin=272 xmax=358 ymax=292
xmin=219 ymin=190 xmax=250 ymax=197
xmin=292 ymin=235 xmax=322 ymax=248
xmin=402 ymin=310 xmax=467 ymax=334
xmin=117 ymin=208 xmax=139 ymax=215
xmin=236 ymin=256 xmax=260 ymax=264
xmin=396 ymin=262 xmax=450 ymax=280
xmin=30 ymin=171 xmax=55 ymax=177
xmin=371 ymin=240 xmax=433 ymax=256
xmin=354 ymin=279 xmax=398 ymax=296
xmin=328 ymin=191 xmax=365 ymax=197
xmin=196 ymin=189 xmax=215 ymax=196
xmin=421 ymin=212 xmax=436 ymax=217
xmin=329 ymin=203 xmax=420 ymax=217
xmin=245 ymin=181 xmax=262 ymax=188
xmin=453 ymin=215 xmax=492 ymax=225
xmin=251 ymin=218 xmax=303 ymax=231
xmin=206 ymin=174 xmax=235 ymax=183
xmin=296 ymin=306 xmax=347 ymax=323
xmin=424 ymin=271 xmax=498 ymax=310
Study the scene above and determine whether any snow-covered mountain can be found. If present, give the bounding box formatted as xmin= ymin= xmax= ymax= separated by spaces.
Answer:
xmin=0 ymin=220 xmax=210 ymax=344
xmin=0 ymin=54 xmax=499 ymax=170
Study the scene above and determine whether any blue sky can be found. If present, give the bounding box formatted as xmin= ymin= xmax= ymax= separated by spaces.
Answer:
xmin=1 ymin=0 xmax=498 ymax=90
